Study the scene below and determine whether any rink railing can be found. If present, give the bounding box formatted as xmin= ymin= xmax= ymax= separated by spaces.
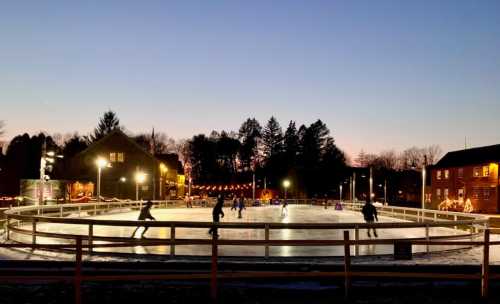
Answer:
xmin=2 ymin=200 xmax=490 ymax=257
xmin=0 ymin=201 xmax=496 ymax=301
xmin=0 ymin=229 xmax=498 ymax=302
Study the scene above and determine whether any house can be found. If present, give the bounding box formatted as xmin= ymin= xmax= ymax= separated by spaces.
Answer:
xmin=67 ymin=130 xmax=185 ymax=201
xmin=429 ymin=144 xmax=500 ymax=213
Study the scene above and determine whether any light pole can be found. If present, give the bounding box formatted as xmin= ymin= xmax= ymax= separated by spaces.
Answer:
xmin=352 ymin=172 xmax=356 ymax=202
xmin=384 ymin=179 xmax=387 ymax=204
xmin=159 ymin=163 xmax=168 ymax=200
xmin=96 ymin=157 xmax=108 ymax=202
xmin=252 ymin=173 xmax=256 ymax=202
xmin=119 ymin=177 xmax=126 ymax=199
xmin=422 ymin=155 xmax=427 ymax=209
xmin=135 ymin=171 xmax=146 ymax=201
xmin=369 ymin=167 xmax=373 ymax=202
xmin=283 ymin=179 xmax=291 ymax=201
xmin=39 ymin=140 xmax=62 ymax=206
xmin=339 ymin=184 xmax=343 ymax=202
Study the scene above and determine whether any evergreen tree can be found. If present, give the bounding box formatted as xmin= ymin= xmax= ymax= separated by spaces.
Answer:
xmin=283 ymin=121 xmax=299 ymax=164
xmin=62 ymin=134 xmax=88 ymax=158
xmin=262 ymin=116 xmax=283 ymax=159
xmin=238 ymin=118 xmax=262 ymax=170
xmin=89 ymin=110 xmax=121 ymax=142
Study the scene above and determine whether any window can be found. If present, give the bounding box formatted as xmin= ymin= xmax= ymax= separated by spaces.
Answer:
xmin=473 ymin=167 xmax=481 ymax=177
xmin=472 ymin=188 xmax=480 ymax=199
xmin=458 ymin=168 xmax=464 ymax=178
xmin=109 ymin=152 xmax=116 ymax=162
xmin=484 ymin=189 xmax=490 ymax=200
xmin=117 ymin=152 xmax=125 ymax=163
xmin=437 ymin=170 xmax=442 ymax=180
xmin=444 ymin=170 xmax=449 ymax=179
xmin=483 ymin=166 xmax=489 ymax=177
xmin=436 ymin=188 xmax=441 ymax=199
xmin=444 ymin=188 xmax=449 ymax=199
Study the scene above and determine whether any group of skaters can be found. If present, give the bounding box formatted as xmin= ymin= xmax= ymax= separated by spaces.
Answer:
xmin=131 ymin=197 xmax=380 ymax=239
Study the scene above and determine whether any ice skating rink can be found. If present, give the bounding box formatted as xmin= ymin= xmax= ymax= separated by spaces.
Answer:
xmin=19 ymin=205 xmax=466 ymax=257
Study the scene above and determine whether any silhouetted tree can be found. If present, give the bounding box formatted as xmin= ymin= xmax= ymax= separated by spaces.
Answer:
xmin=62 ymin=134 xmax=88 ymax=158
xmin=262 ymin=116 xmax=283 ymax=159
xmin=238 ymin=118 xmax=262 ymax=170
xmin=89 ymin=110 xmax=121 ymax=143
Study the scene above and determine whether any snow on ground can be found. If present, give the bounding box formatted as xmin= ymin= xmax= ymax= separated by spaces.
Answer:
xmin=1 ymin=205 xmax=482 ymax=260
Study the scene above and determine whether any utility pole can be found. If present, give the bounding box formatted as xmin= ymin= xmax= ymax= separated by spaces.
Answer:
xmin=422 ymin=155 xmax=427 ymax=209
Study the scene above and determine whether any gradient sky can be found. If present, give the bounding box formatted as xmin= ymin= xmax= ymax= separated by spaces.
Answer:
xmin=1 ymin=0 xmax=499 ymax=158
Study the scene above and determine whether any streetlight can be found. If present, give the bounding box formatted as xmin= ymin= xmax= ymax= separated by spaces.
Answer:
xmin=369 ymin=167 xmax=373 ymax=202
xmin=283 ymin=179 xmax=291 ymax=201
xmin=422 ymin=155 xmax=427 ymax=209
xmin=135 ymin=171 xmax=146 ymax=201
xmin=39 ymin=138 xmax=63 ymax=206
xmin=96 ymin=157 xmax=108 ymax=202
xmin=159 ymin=163 xmax=168 ymax=199
xmin=339 ymin=184 xmax=343 ymax=202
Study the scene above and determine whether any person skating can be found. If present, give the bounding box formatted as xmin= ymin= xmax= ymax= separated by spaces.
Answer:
xmin=281 ymin=198 xmax=288 ymax=217
xmin=231 ymin=194 xmax=238 ymax=211
xmin=131 ymin=200 xmax=156 ymax=238
xmin=238 ymin=194 xmax=246 ymax=219
xmin=361 ymin=200 xmax=378 ymax=237
xmin=208 ymin=194 xmax=225 ymax=238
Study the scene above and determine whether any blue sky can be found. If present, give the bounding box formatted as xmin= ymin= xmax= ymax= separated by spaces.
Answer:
xmin=1 ymin=0 xmax=499 ymax=158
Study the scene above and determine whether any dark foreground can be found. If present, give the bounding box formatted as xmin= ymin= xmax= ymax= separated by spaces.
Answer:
xmin=0 ymin=280 xmax=499 ymax=304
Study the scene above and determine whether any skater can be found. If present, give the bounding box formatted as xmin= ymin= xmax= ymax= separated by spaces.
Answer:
xmin=281 ymin=198 xmax=288 ymax=217
xmin=323 ymin=195 xmax=328 ymax=209
xmin=361 ymin=200 xmax=378 ymax=237
xmin=208 ymin=194 xmax=225 ymax=238
xmin=231 ymin=194 xmax=238 ymax=211
xmin=131 ymin=200 xmax=156 ymax=238
xmin=238 ymin=194 xmax=246 ymax=219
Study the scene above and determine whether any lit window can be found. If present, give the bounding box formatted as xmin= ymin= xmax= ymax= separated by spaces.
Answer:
xmin=436 ymin=170 xmax=442 ymax=180
xmin=458 ymin=168 xmax=463 ymax=178
xmin=484 ymin=189 xmax=490 ymax=200
xmin=436 ymin=188 xmax=441 ymax=199
xmin=109 ymin=153 xmax=116 ymax=163
xmin=117 ymin=153 xmax=125 ymax=163
xmin=444 ymin=170 xmax=449 ymax=179
xmin=444 ymin=188 xmax=449 ymax=199
xmin=473 ymin=167 xmax=481 ymax=177
xmin=483 ymin=166 xmax=489 ymax=177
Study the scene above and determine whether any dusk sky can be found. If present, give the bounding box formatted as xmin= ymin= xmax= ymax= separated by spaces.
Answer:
xmin=1 ymin=0 xmax=499 ymax=158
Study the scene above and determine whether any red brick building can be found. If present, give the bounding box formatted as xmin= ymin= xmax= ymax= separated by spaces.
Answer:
xmin=429 ymin=144 xmax=500 ymax=214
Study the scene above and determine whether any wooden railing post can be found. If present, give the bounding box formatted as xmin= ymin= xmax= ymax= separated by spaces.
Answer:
xmin=354 ymin=226 xmax=359 ymax=257
xmin=481 ymin=229 xmax=490 ymax=298
xmin=425 ymin=224 xmax=430 ymax=254
xmin=60 ymin=206 xmax=63 ymax=217
xmin=265 ymin=224 xmax=270 ymax=259
xmin=343 ymin=230 xmax=351 ymax=299
xmin=170 ymin=224 xmax=175 ymax=257
xmin=75 ymin=236 xmax=82 ymax=304
xmin=88 ymin=224 xmax=93 ymax=255
xmin=32 ymin=219 xmax=37 ymax=248
xmin=210 ymin=231 xmax=218 ymax=301
xmin=5 ymin=218 xmax=9 ymax=241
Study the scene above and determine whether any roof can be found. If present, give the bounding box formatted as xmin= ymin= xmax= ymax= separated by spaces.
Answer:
xmin=434 ymin=144 xmax=500 ymax=168
xmin=75 ymin=129 xmax=157 ymax=162
xmin=155 ymin=153 xmax=184 ymax=172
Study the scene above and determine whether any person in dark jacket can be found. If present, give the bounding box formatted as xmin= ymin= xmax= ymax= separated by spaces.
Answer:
xmin=208 ymin=194 xmax=225 ymax=237
xmin=238 ymin=194 xmax=246 ymax=219
xmin=361 ymin=200 xmax=378 ymax=237
xmin=131 ymin=200 xmax=156 ymax=238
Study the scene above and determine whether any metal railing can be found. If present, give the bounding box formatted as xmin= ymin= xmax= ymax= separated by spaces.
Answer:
xmin=2 ymin=200 xmax=490 ymax=257
xmin=0 ymin=229 xmax=498 ymax=303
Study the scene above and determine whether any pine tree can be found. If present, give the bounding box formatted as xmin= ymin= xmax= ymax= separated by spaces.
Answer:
xmin=238 ymin=118 xmax=262 ymax=170
xmin=89 ymin=110 xmax=121 ymax=142
xmin=283 ymin=121 xmax=299 ymax=163
xmin=262 ymin=116 xmax=283 ymax=160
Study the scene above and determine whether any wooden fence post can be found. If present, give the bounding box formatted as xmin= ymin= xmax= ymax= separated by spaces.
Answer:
xmin=354 ymin=226 xmax=359 ymax=257
xmin=211 ymin=231 xmax=218 ymax=301
xmin=265 ymin=224 xmax=270 ymax=259
xmin=481 ymin=229 xmax=490 ymax=298
xmin=425 ymin=224 xmax=430 ymax=254
xmin=32 ymin=219 xmax=37 ymax=248
xmin=170 ymin=224 xmax=175 ymax=257
xmin=75 ymin=236 xmax=82 ymax=304
xmin=343 ymin=230 xmax=351 ymax=299
xmin=88 ymin=224 xmax=93 ymax=255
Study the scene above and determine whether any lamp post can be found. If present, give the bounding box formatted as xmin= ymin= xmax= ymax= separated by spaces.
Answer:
xmin=352 ymin=172 xmax=356 ymax=202
xmin=39 ymin=139 xmax=63 ymax=206
xmin=283 ymin=179 xmax=291 ymax=201
xmin=339 ymin=184 xmax=343 ymax=202
xmin=422 ymin=155 xmax=427 ymax=209
xmin=369 ymin=167 xmax=373 ymax=202
xmin=96 ymin=157 xmax=108 ymax=202
xmin=384 ymin=179 xmax=387 ymax=204
xmin=159 ymin=163 xmax=168 ymax=200
xmin=135 ymin=171 xmax=146 ymax=201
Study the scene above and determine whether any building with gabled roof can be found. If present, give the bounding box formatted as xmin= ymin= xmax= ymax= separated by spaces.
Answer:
xmin=67 ymin=129 xmax=185 ymax=200
xmin=429 ymin=144 xmax=500 ymax=213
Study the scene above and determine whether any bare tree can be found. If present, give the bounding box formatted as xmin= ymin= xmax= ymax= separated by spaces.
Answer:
xmin=0 ymin=120 xmax=4 ymax=138
xmin=423 ymin=145 xmax=442 ymax=165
